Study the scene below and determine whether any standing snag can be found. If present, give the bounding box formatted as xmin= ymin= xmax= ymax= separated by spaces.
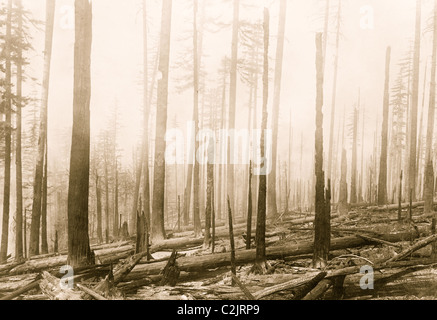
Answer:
xmin=313 ymin=33 xmax=330 ymax=269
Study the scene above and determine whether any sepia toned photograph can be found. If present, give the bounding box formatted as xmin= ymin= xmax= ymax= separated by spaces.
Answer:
xmin=0 ymin=0 xmax=436 ymax=303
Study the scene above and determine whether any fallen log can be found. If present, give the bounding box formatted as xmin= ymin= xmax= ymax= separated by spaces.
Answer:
xmin=8 ymin=244 xmax=135 ymax=276
xmin=301 ymin=279 xmax=333 ymax=300
xmin=368 ymin=201 xmax=424 ymax=212
xmin=0 ymin=277 xmax=41 ymax=301
xmin=231 ymin=274 xmax=256 ymax=300
xmin=39 ymin=271 xmax=83 ymax=300
xmin=292 ymin=272 xmax=329 ymax=300
xmin=92 ymin=251 xmax=149 ymax=297
xmin=126 ymin=231 xmax=419 ymax=278
xmin=383 ymin=233 xmax=437 ymax=264
xmin=353 ymin=234 xmax=403 ymax=249
xmin=253 ymin=272 xmax=325 ymax=300
xmin=76 ymin=283 xmax=108 ymax=301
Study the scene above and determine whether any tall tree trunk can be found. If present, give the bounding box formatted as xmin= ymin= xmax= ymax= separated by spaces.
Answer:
xmin=41 ymin=147 xmax=49 ymax=254
xmin=131 ymin=153 xmax=142 ymax=235
xmin=113 ymin=161 xmax=119 ymax=237
xmin=416 ymin=60 xmax=428 ymax=199
xmin=151 ymin=0 xmax=172 ymax=243
xmin=424 ymin=0 xmax=437 ymax=215
xmin=15 ymin=0 xmax=24 ymax=261
xmin=338 ymin=149 xmax=348 ymax=215
xmin=204 ymin=137 xmax=214 ymax=248
xmin=95 ymin=173 xmax=103 ymax=243
xmin=142 ymin=0 xmax=151 ymax=232
xmin=313 ymin=33 xmax=330 ymax=269
xmin=409 ymin=0 xmax=422 ymax=202
xmin=378 ymin=47 xmax=391 ymax=205
xmin=104 ymin=157 xmax=110 ymax=243
xmin=0 ymin=0 xmax=12 ymax=264
xmin=192 ymin=0 xmax=201 ymax=237
xmin=268 ymin=0 xmax=287 ymax=218
xmin=359 ymin=106 xmax=365 ymax=202
xmin=67 ymin=0 xmax=94 ymax=267
xmin=327 ymin=0 xmax=341 ymax=182
xmin=350 ymin=106 xmax=359 ymax=204
xmin=252 ymin=8 xmax=269 ymax=274
xmin=29 ymin=0 xmax=55 ymax=257
xmin=227 ymin=0 xmax=240 ymax=217
xmin=322 ymin=0 xmax=330 ymax=70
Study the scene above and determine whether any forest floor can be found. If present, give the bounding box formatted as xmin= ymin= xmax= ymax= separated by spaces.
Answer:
xmin=1 ymin=204 xmax=437 ymax=300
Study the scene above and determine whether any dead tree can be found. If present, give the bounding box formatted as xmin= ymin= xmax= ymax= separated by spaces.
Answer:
xmin=151 ymin=0 xmax=173 ymax=242
xmin=67 ymin=0 xmax=94 ymax=267
xmin=313 ymin=33 xmax=330 ymax=269
xmin=424 ymin=0 xmax=437 ymax=215
xmin=193 ymin=0 xmax=202 ymax=237
xmin=0 ymin=0 xmax=12 ymax=263
xmin=28 ymin=0 xmax=55 ymax=258
xmin=251 ymin=7 xmax=270 ymax=275
xmin=246 ymin=162 xmax=253 ymax=250
xmin=268 ymin=0 xmax=287 ymax=218
xmin=327 ymin=0 xmax=342 ymax=183
xmin=227 ymin=0 xmax=240 ymax=218
xmin=408 ymin=0 xmax=422 ymax=202
xmin=15 ymin=0 xmax=24 ymax=261
xmin=378 ymin=47 xmax=391 ymax=205
xmin=350 ymin=106 xmax=359 ymax=204
xmin=338 ymin=149 xmax=348 ymax=215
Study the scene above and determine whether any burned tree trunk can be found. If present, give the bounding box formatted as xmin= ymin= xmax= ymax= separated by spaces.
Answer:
xmin=193 ymin=0 xmax=202 ymax=238
xmin=251 ymin=7 xmax=270 ymax=275
xmin=95 ymin=173 xmax=103 ymax=244
xmin=409 ymin=0 xmax=422 ymax=202
xmin=338 ymin=149 xmax=348 ymax=215
xmin=313 ymin=33 xmax=330 ymax=269
xmin=424 ymin=0 xmax=437 ymax=215
xmin=151 ymin=0 xmax=172 ymax=242
xmin=378 ymin=47 xmax=391 ymax=205
xmin=246 ymin=162 xmax=253 ymax=250
xmin=29 ymin=0 xmax=55 ymax=258
xmin=15 ymin=0 xmax=24 ymax=261
xmin=268 ymin=0 xmax=287 ymax=218
xmin=327 ymin=0 xmax=341 ymax=183
xmin=204 ymin=136 xmax=214 ymax=249
xmin=350 ymin=106 xmax=359 ymax=204
xmin=0 ymin=0 xmax=12 ymax=264
xmin=227 ymin=0 xmax=240 ymax=218
xmin=67 ymin=0 xmax=94 ymax=268
xmin=142 ymin=0 xmax=151 ymax=232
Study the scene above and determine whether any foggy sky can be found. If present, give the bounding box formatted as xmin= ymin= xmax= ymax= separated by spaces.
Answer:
xmin=6 ymin=0 xmax=435 ymax=182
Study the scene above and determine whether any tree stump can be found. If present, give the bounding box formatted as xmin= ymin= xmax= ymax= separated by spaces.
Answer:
xmin=160 ymin=250 xmax=180 ymax=287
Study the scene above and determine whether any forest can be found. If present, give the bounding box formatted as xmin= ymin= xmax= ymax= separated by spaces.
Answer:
xmin=0 ymin=0 xmax=437 ymax=301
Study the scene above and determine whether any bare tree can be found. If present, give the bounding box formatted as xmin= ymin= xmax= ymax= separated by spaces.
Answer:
xmin=29 ymin=0 xmax=55 ymax=257
xmin=268 ymin=0 xmax=287 ymax=218
xmin=313 ymin=33 xmax=330 ymax=269
xmin=227 ymin=0 xmax=240 ymax=217
xmin=378 ymin=47 xmax=391 ymax=205
xmin=424 ymin=0 xmax=437 ymax=215
xmin=151 ymin=0 xmax=173 ymax=242
xmin=67 ymin=0 xmax=94 ymax=267
xmin=408 ymin=0 xmax=422 ymax=201
xmin=15 ymin=0 xmax=24 ymax=261
xmin=0 ymin=0 xmax=12 ymax=263
xmin=251 ymin=7 xmax=269 ymax=275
